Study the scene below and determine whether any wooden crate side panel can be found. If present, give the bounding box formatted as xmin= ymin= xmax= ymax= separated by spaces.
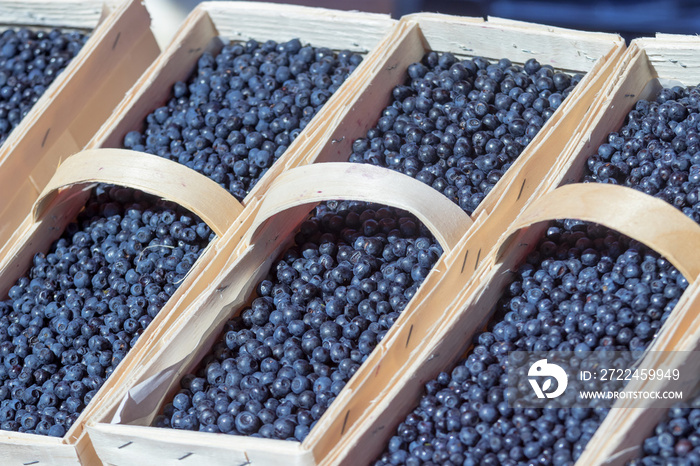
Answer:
xmin=204 ymin=1 xmax=392 ymax=52
xmin=634 ymin=37 xmax=700 ymax=85
xmin=0 ymin=0 xmax=103 ymax=29
xmin=88 ymin=423 xmax=312 ymax=466
xmin=304 ymin=21 xmax=425 ymax=165
xmin=413 ymin=14 xmax=619 ymax=73
xmin=0 ymin=432 xmax=80 ymax=466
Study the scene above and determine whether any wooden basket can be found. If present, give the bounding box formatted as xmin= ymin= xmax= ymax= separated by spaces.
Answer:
xmin=0 ymin=0 xmax=159 ymax=249
xmin=527 ymin=34 xmax=700 ymax=466
xmin=0 ymin=148 xmax=241 ymax=464
xmin=326 ymin=181 xmax=700 ymax=465
xmin=86 ymin=162 xmax=472 ymax=465
xmin=326 ymin=33 xmax=700 ymax=464
xmin=292 ymin=14 xmax=625 ymax=465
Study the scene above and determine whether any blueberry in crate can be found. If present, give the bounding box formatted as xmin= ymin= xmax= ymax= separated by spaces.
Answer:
xmin=372 ymin=219 xmax=687 ymax=465
xmin=0 ymin=28 xmax=88 ymax=146
xmin=0 ymin=185 xmax=211 ymax=436
xmin=584 ymin=85 xmax=700 ymax=225
xmin=122 ymin=38 xmax=363 ymax=201
xmin=153 ymin=200 xmax=443 ymax=441
xmin=348 ymin=51 xmax=583 ymax=215
xmin=627 ymin=395 xmax=700 ymax=465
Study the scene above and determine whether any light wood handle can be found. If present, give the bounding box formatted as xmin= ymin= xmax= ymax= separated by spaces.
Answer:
xmin=33 ymin=149 xmax=244 ymax=237
xmin=248 ymin=163 xmax=473 ymax=253
xmin=496 ymin=183 xmax=700 ymax=282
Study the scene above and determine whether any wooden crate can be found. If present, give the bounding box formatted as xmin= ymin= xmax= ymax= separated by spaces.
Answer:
xmin=298 ymin=14 xmax=625 ymax=465
xmin=326 ymin=181 xmax=700 ymax=465
xmin=529 ymin=35 xmax=700 ymax=466
xmin=87 ymin=162 xmax=472 ymax=465
xmin=0 ymin=148 xmax=242 ymax=464
xmin=0 ymin=0 xmax=159 ymax=249
xmin=84 ymin=14 xmax=627 ymax=466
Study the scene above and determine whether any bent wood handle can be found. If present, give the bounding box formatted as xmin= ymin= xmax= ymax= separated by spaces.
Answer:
xmin=33 ymin=149 xmax=244 ymax=237
xmin=495 ymin=183 xmax=700 ymax=282
xmin=247 ymin=162 xmax=473 ymax=253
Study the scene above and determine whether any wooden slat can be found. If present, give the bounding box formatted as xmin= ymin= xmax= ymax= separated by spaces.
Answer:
xmin=409 ymin=13 xmax=614 ymax=72
xmin=206 ymin=1 xmax=394 ymax=52
xmin=0 ymin=0 xmax=103 ymax=29
xmin=34 ymin=149 xmax=243 ymax=238
xmin=634 ymin=36 xmax=700 ymax=85
xmin=0 ymin=431 xmax=81 ymax=465
xmin=88 ymin=423 xmax=312 ymax=466
xmin=248 ymin=163 xmax=472 ymax=253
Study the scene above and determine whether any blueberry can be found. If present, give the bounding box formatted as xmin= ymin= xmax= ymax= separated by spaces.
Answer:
xmin=350 ymin=53 xmax=581 ymax=216
xmin=372 ymin=218 xmax=685 ymax=464
xmin=124 ymin=39 xmax=362 ymax=201
xmin=0 ymin=29 xmax=87 ymax=146
xmin=0 ymin=185 xmax=210 ymax=436
xmin=153 ymin=201 xmax=442 ymax=442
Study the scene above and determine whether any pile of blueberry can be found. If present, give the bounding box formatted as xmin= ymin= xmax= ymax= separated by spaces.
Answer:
xmin=628 ymin=398 xmax=700 ymax=465
xmin=153 ymin=200 xmax=443 ymax=441
xmin=0 ymin=28 xmax=88 ymax=146
xmin=123 ymin=38 xmax=363 ymax=201
xmin=373 ymin=219 xmax=686 ymax=465
xmin=0 ymin=186 xmax=211 ymax=436
xmin=349 ymin=52 xmax=583 ymax=215
xmin=584 ymin=85 xmax=700 ymax=224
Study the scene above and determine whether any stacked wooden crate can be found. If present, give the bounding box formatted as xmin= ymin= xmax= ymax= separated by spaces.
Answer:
xmin=5 ymin=2 xmax=700 ymax=466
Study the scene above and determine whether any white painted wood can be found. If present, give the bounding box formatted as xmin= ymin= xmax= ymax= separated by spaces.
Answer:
xmin=88 ymin=423 xmax=313 ymax=466
xmin=407 ymin=13 xmax=617 ymax=73
xmin=0 ymin=0 xmax=104 ymax=29
xmin=206 ymin=1 xmax=394 ymax=52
